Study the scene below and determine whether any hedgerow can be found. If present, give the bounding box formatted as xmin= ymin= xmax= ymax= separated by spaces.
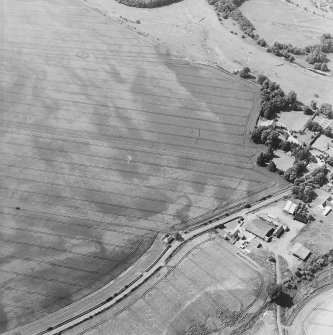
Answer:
xmin=115 ymin=0 xmax=178 ymax=8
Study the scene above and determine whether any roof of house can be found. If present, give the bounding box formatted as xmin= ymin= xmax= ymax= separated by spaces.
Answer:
xmin=291 ymin=243 xmax=311 ymax=260
xmin=245 ymin=219 xmax=275 ymax=240
xmin=289 ymin=203 xmax=298 ymax=214
xmin=284 ymin=200 xmax=292 ymax=212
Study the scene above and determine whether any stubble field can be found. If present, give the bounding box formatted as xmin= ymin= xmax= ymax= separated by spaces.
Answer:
xmin=0 ymin=0 xmax=273 ymax=331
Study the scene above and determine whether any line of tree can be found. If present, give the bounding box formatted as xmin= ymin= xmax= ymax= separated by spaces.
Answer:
xmin=266 ymin=42 xmax=306 ymax=62
xmin=114 ymin=0 xmax=177 ymax=7
xmin=207 ymin=0 xmax=259 ymax=39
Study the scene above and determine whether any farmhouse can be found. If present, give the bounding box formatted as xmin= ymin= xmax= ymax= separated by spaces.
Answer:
xmin=224 ymin=228 xmax=240 ymax=244
xmin=291 ymin=243 xmax=311 ymax=261
xmin=245 ymin=219 xmax=275 ymax=241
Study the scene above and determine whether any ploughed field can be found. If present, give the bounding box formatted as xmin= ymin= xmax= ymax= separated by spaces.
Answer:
xmin=0 ymin=0 xmax=272 ymax=331
xmin=68 ymin=236 xmax=266 ymax=335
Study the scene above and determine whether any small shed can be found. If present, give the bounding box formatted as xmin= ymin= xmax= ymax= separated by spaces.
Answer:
xmin=291 ymin=243 xmax=311 ymax=261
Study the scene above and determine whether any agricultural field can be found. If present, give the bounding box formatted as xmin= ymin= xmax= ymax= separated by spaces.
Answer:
xmin=241 ymin=0 xmax=333 ymax=47
xmin=0 ymin=0 xmax=276 ymax=331
xmin=88 ymin=0 xmax=333 ymax=105
xmin=66 ymin=236 xmax=268 ymax=335
xmin=288 ymin=287 xmax=333 ymax=335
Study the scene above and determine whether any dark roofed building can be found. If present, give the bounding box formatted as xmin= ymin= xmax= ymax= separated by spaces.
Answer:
xmin=245 ymin=219 xmax=275 ymax=241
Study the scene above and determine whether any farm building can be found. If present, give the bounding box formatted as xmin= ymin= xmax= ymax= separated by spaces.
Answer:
xmin=319 ymin=196 xmax=333 ymax=215
xmin=323 ymin=207 xmax=332 ymax=216
xmin=273 ymin=225 xmax=284 ymax=238
xmin=162 ymin=235 xmax=174 ymax=244
xmin=257 ymin=212 xmax=280 ymax=227
xmin=224 ymin=228 xmax=240 ymax=244
xmin=283 ymin=200 xmax=297 ymax=215
xmin=245 ymin=219 xmax=275 ymax=241
xmin=258 ymin=119 xmax=276 ymax=128
xmin=291 ymin=243 xmax=311 ymax=261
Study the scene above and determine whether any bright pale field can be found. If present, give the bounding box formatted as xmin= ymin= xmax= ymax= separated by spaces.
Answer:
xmin=289 ymin=288 xmax=333 ymax=335
xmin=66 ymin=236 xmax=267 ymax=335
xmin=0 ymin=0 xmax=275 ymax=331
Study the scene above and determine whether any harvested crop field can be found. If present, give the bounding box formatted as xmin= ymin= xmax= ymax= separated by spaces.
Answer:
xmin=0 ymin=0 xmax=274 ymax=331
xmin=67 ymin=236 xmax=267 ymax=335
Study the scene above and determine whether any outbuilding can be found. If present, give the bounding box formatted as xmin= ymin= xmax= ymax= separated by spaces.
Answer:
xmin=291 ymin=243 xmax=311 ymax=261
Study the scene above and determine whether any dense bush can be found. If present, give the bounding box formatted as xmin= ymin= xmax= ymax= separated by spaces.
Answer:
xmin=305 ymin=33 xmax=333 ymax=54
xmin=284 ymin=162 xmax=306 ymax=183
xmin=239 ymin=66 xmax=251 ymax=78
xmin=327 ymin=157 xmax=333 ymax=167
xmin=251 ymin=126 xmax=268 ymax=144
xmin=321 ymin=63 xmax=329 ymax=72
xmin=303 ymin=106 xmax=314 ymax=115
xmin=281 ymin=140 xmax=292 ymax=152
xmin=319 ymin=103 xmax=333 ymax=119
xmin=306 ymin=48 xmax=328 ymax=64
xmin=324 ymin=126 xmax=332 ymax=138
xmin=257 ymin=38 xmax=267 ymax=47
xmin=207 ymin=0 xmax=257 ymax=38
xmin=256 ymin=150 xmax=273 ymax=167
xmin=292 ymin=165 xmax=329 ymax=202
xmin=268 ymin=160 xmax=277 ymax=172
xmin=268 ymin=42 xmax=304 ymax=61
xmin=271 ymin=42 xmax=305 ymax=55
xmin=307 ymin=121 xmax=323 ymax=133
xmin=293 ymin=146 xmax=312 ymax=162
xmin=258 ymin=77 xmax=298 ymax=119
